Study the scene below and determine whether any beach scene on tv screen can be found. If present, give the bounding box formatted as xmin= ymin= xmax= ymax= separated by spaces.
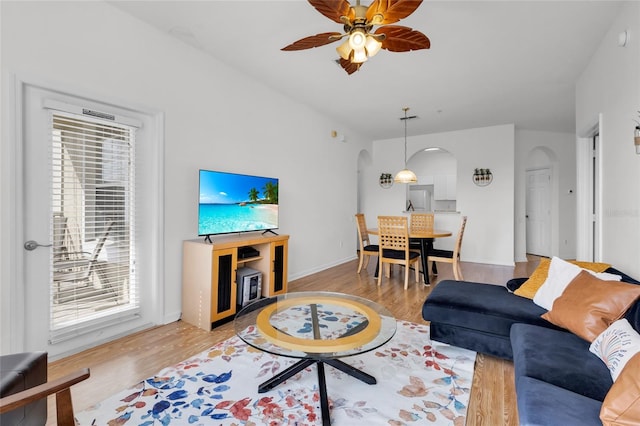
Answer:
xmin=199 ymin=171 xmax=278 ymax=235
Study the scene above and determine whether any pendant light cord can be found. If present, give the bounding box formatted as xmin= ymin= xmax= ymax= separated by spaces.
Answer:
xmin=404 ymin=108 xmax=408 ymax=166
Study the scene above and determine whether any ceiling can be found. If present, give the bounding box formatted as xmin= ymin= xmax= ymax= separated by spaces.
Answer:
xmin=110 ymin=1 xmax=624 ymax=140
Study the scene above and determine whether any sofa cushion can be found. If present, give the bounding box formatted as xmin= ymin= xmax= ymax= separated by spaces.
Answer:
xmin=429 ymin=322 xmax=514 ymax=359
xmin=600 ymin=352 xmax=640 ymax=426
xmin=511 ymin=323 xmax=612 ymax=401
xmin=590 ymin=318 xmax=640 ymax=382
xmin=533 ymin=257 xmax=621 ymax=310
xmin=542 ymin=271 xmax=640 ymax=342
xmin=423 ymin=280 xmax=560 ymax=339
xmin=516 ymin=376 xmax=603 ymax=426
xmin=508 ymin=266 xmax=640 ymax=333
xmin=508 ymin=266 xmax=637 ymax=292
xmin=513 ymin=257 xmax=611 ymax=299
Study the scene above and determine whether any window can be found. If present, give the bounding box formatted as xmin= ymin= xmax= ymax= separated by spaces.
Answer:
xmin=50 ymin=111 xmax=139 ymax=342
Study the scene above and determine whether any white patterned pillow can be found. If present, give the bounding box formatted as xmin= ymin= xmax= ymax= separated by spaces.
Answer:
xmin=589 ymin=318 xmax=640 ymax=382
xmin=533 ymin=257 xmax=621 ymax=310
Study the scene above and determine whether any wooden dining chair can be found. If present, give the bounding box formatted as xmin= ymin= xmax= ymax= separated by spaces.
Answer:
xmin=427 ymin=216 xmax=467 ymax=281
xmin=409 ymin=213 xmax=434 ymax=253
xmin=377 ymin=216 xmax=421 ymax=289
xmin=355 ymin=213 xmax=379 ymax=273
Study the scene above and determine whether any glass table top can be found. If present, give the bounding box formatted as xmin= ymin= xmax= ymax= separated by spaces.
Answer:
xmin=234 ymin=291 xmax=397 ymax=359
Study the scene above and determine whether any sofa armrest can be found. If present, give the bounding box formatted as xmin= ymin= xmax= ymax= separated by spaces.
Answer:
xmin=506 ymin=277 xmax=528 ymax=292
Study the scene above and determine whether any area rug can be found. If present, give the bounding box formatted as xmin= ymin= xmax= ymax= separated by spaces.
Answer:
xmin=76 ymin=320 xmax=476 ymax=425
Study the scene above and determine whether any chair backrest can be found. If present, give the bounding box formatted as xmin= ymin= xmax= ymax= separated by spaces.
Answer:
xmin=453 ymin=216 xmax=468 ymax=258
xmin=410 ymin=213 xmax=434 ymax=233
xmin=52 ymin=213 xmax=68 ymax=260
xmin=377 ymin=216 xmax=410 ymax=253
xmin=89 ymin=220 xmax=115 ymax=263
xmin=355 ymin=213 xmax=372 ymax=249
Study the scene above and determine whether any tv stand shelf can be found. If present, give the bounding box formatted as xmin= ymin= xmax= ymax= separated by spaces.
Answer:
xmin=182 ymin=233 xmax=289 ymax=331
xmin=238 ymin=256 xmax=262 ymax=264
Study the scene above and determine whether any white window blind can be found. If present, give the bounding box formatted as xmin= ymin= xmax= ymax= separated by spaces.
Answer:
xmin=49 ymin=111 xmax=139 ymax=343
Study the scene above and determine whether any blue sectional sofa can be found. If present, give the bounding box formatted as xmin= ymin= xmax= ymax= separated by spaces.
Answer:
xmin=422 ymin=267 xmax=640 ymax=425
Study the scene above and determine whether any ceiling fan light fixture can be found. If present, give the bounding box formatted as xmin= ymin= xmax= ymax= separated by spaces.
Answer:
xmin=352 ymin=47 xmax=368 ymax=63
xmin=336 ymin=39 xmax=352 ymax=60
xmin=349 ymin=29 xmax=367 ymax=50
xmin=365 ymin=35 xmax=382 ymax=57
xmin=282 ymin=0 xmax=429 ymax=74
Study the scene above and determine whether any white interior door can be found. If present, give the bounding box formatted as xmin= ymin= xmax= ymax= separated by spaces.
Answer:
xmin=592 ymin=134 xmax=601 ymax=261
xmin=526 ymin=168 xmax=552 ymax=256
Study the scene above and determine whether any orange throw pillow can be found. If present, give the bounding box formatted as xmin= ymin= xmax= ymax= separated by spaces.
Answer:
xmin=514 ymin=258 xmax=610 ymax=299
xmin=600 ymin=353 xmax=640 ymax=425
xmin=541 ymin=270 xmax=640 ymax=342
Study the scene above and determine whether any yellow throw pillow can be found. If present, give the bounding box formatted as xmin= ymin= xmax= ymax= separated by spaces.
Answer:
xmin=514 ymin=258 xmax=551 ymax=298
xmin=600 ymin=353 xmax=640 ymax=425
xmin=572 ymin=260 xmax=612 ymax=273
xmin=513 ymin=257 xmax=611 ymax=299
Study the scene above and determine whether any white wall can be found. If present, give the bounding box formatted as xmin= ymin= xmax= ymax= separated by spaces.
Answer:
xmin=514 ymin=130 xmax=577 ymax=261
xmin=576 ymin=1 xmax=640 ymax=278
xmin=0 ymin=1 xmax=369 ymax=354
xmin=363 ymin=124 xmax=515 ymax=266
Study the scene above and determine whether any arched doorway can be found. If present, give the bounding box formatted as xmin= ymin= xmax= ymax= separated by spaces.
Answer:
xmin=405 ymin=148 xmax=457 ymax=212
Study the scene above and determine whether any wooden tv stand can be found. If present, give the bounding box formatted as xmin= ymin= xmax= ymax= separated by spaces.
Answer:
xmin=182 ymin=233 xmax=289 ymax=331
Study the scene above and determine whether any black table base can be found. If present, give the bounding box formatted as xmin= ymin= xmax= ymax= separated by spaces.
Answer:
xmin=258 ymin=357 xmax=376 ymax=425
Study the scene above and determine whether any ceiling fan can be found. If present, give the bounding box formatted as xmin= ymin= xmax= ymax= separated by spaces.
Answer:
xmin=281 ymin=0 xmax=430 ymax=75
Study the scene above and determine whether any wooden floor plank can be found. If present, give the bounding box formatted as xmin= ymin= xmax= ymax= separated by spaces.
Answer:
xmin=45 ymin=256 xmax=538 ymax=424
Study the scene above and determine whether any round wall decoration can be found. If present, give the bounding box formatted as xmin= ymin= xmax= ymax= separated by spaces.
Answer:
xmin=473 ymin=168 xmax=493 ymax=186
xmin=379 ymin=173 xmax=394 ymax=189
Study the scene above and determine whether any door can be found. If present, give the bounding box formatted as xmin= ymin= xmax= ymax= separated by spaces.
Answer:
xmin=21 ymin=83 xmax=54 ymax=354
xmin=526 ymin=168 xmax=552 ymax=256
xmin=17 ymin=81 xmax=160 ymax=358
xmin=270 ymin=240 xmax=288 ymax=295
xmin=211 ymin=248 xmax=238 ymax=322
xmin=591 ymin=134 xmax=601 ymax=261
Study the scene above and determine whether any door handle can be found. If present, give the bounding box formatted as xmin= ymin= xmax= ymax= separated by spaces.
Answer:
xmin=24 ymin=240 xmax=52 ymax=251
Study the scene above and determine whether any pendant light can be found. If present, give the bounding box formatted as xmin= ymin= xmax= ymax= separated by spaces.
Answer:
xmin=394 ymin=107 xmax=418 ymax=183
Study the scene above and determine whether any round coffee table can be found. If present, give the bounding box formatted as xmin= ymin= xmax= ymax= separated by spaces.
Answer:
xmin=234 ymin=291 xmax=396 ymax=425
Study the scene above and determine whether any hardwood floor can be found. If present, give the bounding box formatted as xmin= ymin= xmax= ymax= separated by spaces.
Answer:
xmin=46 ymin=256 xmax=541 ymax=425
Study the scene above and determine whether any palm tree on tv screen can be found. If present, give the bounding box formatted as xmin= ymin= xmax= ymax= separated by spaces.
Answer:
xmin=248 ymin=188 xmax=259 ymax=202
xmin=262 ymin=182 xmax=278 ymax=204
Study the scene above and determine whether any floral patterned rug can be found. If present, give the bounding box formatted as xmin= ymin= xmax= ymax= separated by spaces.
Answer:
xmin=76 ymin=320 xmax=476 ymax=425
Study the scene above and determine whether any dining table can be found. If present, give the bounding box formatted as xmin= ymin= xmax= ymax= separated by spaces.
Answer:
xmin=367 ymin=227 xmax=452 ymax=285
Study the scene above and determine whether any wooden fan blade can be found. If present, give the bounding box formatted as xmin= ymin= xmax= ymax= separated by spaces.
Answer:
xmin=366 ymin=0 xmax=423 ymax=25
xmin=309 ymin=0 xmax=355 ymax=24
xmin=281 ymin=32 xmax=342 ymax=51
xmin=376 ymin=25 xmax=430 ymax=52
xmin=338 ymin=57 xmax=363 ymax=75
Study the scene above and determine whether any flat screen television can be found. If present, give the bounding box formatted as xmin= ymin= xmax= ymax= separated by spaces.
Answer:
xmin=198 ymin=169 xmax=279 ymax=237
